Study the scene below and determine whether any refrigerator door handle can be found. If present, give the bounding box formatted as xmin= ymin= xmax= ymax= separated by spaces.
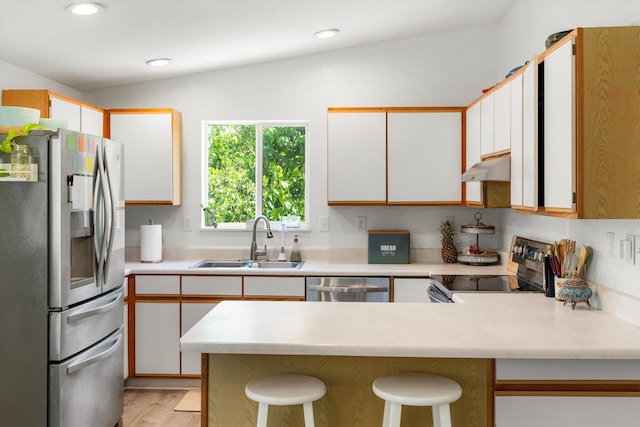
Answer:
xmin=66 ymin=331 xmax=123 ymax=375
xmin=102 ymin=147 xmax=116 ymax=285
xmin=94 ymin=146 xmax=109 ymax=287
xmin=66 ymin=292 xmax=123 ymax=324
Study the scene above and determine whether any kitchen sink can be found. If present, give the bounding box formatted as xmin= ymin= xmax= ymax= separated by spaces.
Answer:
xmin=256 ymin=261 xmax=303 ymax=269
xmin=189 ymin=260 xmax=250 ymax=268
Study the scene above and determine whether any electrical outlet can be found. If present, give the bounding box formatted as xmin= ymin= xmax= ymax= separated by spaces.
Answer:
xmin=319 ymin=216 xmax=329 ymax=232
xmin=183 ymin=215 xmax=193 ymax=232
xmin=620 ymin=235 xmax=634 ymax=264
xmin=356 ymin=216 xmax=367 ymax=232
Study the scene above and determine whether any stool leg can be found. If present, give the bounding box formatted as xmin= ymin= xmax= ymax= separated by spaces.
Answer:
xmin=256 ymin=402 xmax=269 ymax=427
xmin=302 ymin=402 xmax=315 ymax=427
xmin=432 ymin=403 xmax=452 ymax=427
xmin=382 ymin=401 xmax=391 ymax=427
xmin=387 ymin=402 xmax=402 ymax=427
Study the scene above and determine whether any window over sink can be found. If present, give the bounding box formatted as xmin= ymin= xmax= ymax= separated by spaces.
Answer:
xmin=201 ymin=121 xmax=308 ymax=229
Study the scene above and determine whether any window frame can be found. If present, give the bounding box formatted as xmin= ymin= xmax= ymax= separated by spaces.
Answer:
xmin=200 ymin=120 xmax=310 ymax=231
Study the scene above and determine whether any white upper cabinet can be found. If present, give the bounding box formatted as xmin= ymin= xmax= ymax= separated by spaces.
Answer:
xmin=465 ymin=102 xmax=482 ymax=204
xmin=108 ymin=108 xmax=182 ymax=206
xmin=327 ymin=107 xmax=463 ymax=206
xmin=509 ymin=72 xmax=525 ymax=208
xmin=1 ymin=89 xmax=104 ymax=136
xmin=327 ymin=109 xmax=387 ymax=205
xmin=543 ymin=38 xmax=576 ymax=212
xmin=493 ymin=82 xmax=511 ymax=153
xmin=387 ymin=109 xmax=462 ymax=204
xmin=521 ymin=59 xmax=539 ymax=210
xmin=480 ymin=92 xmax=495 ymax=156
xmin=49 ymin=96 xmax=81 ymax=132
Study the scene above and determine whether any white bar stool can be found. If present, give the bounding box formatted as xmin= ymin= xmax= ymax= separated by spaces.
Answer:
xmin=245 ymin=374 xmax=326 ymax=427
xmin=372 ymin=372 xmax=462 ymax=427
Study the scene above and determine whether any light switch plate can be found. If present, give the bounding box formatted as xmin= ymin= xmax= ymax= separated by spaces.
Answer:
xmin=319 ymin=216 xmax=329 ymax=232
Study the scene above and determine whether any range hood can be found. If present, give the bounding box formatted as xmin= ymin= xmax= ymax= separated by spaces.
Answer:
xmin=461 ymin=156 xmax=510 ymax=182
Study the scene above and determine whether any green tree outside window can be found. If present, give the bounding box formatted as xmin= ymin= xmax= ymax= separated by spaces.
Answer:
xmin=204 ymin=122 xmax=307 ymax=226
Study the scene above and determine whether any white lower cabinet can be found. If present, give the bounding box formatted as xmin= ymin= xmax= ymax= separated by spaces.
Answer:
xmin=495 ymin=396 xmax=639 ymax=427
xmin=181 ymin=302 xmax=217 ymax=375
xmin=135 ymin=302 xmax=180 ymax=375
xmin=393 ymin=278 xmax=431 ymax=302
xmin=495 ymin=359 xmax=640 ymax=427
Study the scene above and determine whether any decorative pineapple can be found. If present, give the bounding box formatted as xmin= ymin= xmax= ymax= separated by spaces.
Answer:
xmin=441 ymin=275 xmax=456 ymax=289
xmin=439 ymin=221 xmax=458 ymax=264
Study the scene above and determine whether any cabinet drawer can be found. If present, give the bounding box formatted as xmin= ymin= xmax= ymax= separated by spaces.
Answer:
xmin=496 ymin=359 xmax=640 ymax=380
xmin=135 ymin=275 xmax=180 ymax=295
xmin=182 ymin=276 xmax=242 ymax=296
xmin=244 ymin=276 xmax=305 ymax=297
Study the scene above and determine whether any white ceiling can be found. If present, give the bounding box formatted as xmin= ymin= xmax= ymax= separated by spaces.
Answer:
xmin=0 ymin=0 xmax=514 ymax=92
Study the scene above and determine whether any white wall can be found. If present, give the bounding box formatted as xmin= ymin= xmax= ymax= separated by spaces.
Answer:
xmin=0 ymin=59 xmax=82 ymax=100
xmin=85 ymin=24 xmax=501 ymax=252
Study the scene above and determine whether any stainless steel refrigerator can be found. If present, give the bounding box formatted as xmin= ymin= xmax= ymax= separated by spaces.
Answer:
xmin=0 ymin=129 xmax=125 ymax=427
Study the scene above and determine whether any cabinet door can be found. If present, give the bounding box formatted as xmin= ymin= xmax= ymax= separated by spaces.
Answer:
xmin=182 ymin=275 xmax=242 ymax=296
xmin=181 ymin=302 xmax=217 ymax=375
xmin=544 ymin=38 xmax=576 ymax=211
xmin=50 ymin=96 xmax=81 ymax=132
xmin=521 ymin=60 xmax=539 ymax=209
xmin=108 ymin=109 xmax=182 ymax=205
xmin=135 ymin=302 xmax=180 ymax=374
xmin=387 ymin=110 xmax=462 ymax=204
xmin=135 ymin=275 xmax=180 ymax=295
xmin=393 ymin=278 xmax=431 ymax=303
xmin=480 ymin=93 xmax=495 ymax=156
xmin=493 ymin=83 xmax=511 ymax=153
xmin=244 ymin=276 xmax=305 ymax=297
xmin=495 ymin=396 xmax=640 ymax=427
xmin=465 ymin=102 xmax=482 ymax=203
xmin=327 ymin=110 xmax=387 ymax=204
xmin=510 ymin=73 xmax=524 ymax=207
xmin=81 ymin=104 xmax=104 ymax=136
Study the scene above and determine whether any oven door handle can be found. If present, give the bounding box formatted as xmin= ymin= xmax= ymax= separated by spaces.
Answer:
xmin=307 ymin=285 xmax=388 ymax=293
xmin=66 ymin=292 xmax=123 ymax=324
xmin=67 ymin=331 xmax=122 ymax=375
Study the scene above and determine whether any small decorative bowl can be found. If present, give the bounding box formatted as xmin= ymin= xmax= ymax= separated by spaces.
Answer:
xmin=558 ymin=278 xmax=592 ymax=309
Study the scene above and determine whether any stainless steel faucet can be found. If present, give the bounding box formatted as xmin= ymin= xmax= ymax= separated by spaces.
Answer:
xmin=250 ymin=216 xmax=273 ymax=261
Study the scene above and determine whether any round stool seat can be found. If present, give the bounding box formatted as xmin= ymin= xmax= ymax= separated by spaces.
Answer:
xmin=246 ymin=374 xmax=326 ymax=406
xmin=373 ymin=372 xmax=462 ymax=406
xmin=373 ymin=372 xmax=462 ymax=427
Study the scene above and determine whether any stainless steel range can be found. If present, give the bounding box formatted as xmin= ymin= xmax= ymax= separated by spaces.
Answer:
xmin=429 ymin=236 xmax=551 ymax=303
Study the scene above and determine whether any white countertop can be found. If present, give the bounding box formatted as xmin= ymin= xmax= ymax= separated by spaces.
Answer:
xmin=180 ymin=295 xmax=640 ymax=360
xmin=126 ymin=259 xmax=511 ymax=277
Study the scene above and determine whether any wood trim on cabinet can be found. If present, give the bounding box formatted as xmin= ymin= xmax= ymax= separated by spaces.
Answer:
xmin=201 ymin=354 xmax=209 ymax=427
xmin=328 ymin=201 xmax=388 ymax=206
xmin=495 ymin=380 xmax=640 ymax=397
xmin=327 ymin=107 xmax=387 ymax=113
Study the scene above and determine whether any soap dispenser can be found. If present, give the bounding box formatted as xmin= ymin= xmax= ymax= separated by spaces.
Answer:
xmin=290 ymin=235 xmax=302 ymax=262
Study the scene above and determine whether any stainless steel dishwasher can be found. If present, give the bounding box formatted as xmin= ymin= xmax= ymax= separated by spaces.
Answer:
xmin=306 ymin=277 xmax=390 ymax=302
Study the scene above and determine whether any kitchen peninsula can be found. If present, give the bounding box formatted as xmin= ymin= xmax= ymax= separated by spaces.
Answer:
xmin=181 ymin=296 xmax=640 ymax=427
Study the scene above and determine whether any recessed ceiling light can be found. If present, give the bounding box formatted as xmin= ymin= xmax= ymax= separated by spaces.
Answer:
xmin=66 ymin=2 xmax=104 ymax=15
xmin=313 ymin=29 xmax=339 ymax=39
xmin=145 ymin=58 xmax=172 ymax=67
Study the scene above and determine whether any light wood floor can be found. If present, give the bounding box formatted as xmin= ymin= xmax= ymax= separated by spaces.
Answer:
xmin=123 ymin=389 xmax=200 ymax=427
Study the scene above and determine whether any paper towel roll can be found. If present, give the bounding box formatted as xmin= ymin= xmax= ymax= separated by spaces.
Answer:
xmin=140 ymin=224 xmax=163 ymax=262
